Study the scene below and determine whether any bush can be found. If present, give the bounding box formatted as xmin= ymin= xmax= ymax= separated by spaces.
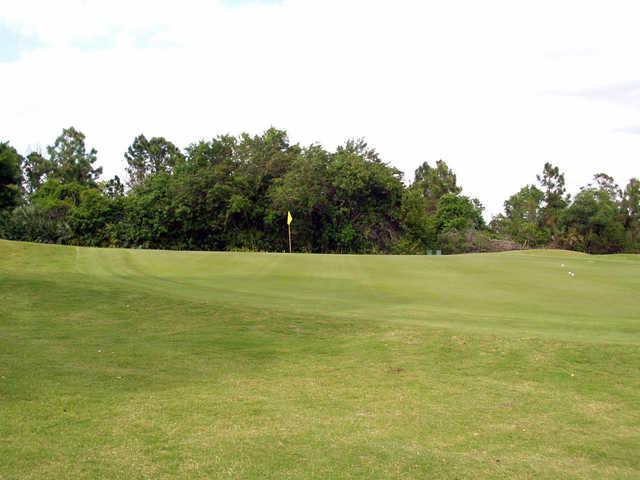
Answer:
xmin=390 ymin=235 xmax=431 ymax=255
xmin=0 ymin=205 xmax=72 ymax=244
xmin=438 ymin=228 xmax=492 ymax=254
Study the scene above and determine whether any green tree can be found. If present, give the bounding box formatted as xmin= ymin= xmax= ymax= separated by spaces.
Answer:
xmin=435 ymin=193 xmax=484 ymax=233
xmin=269 ymin=139 xmax=404 ymax=253
xmin=394 ymin=185 xmax=437 ymax=253
xmin=228 ymin=128 xmax=300 ymax=250
xmin=119 ymin=129 xmax=298 ymax=251
xmin=101 ymin=175 xmax=125 ymax=199
xmin=172 ymin=136 xmax=239 ymax=250
xmin=537 ymin=162 xmax=569 ymax=236
xmin=326 ymin=140 xmax=404 ymax=253
xmin=621 ymin=177 xmax=640 ymax=250
xmin=22 ymin=151 xmax=52 ymax=197
xmin=560 ymin=178 xmax=625 ymax=253
xmin=268 ymin=145 xmax=334 ymax=252
xmin=125 ymin=135 xmax=184 ymax=188
xmin=434 ymin=194 xmax=487 ymax=253
xmin=413 ymin=159 xmax=461 ymax=212
xmin=0 ymin=142 xmax=23 ymax=210
xmin=120 ymin=170 xmax=184 ymax=249
xmin=68 ymin=187 xmax=124 ymax=247
xmin=47 ymin=127 xmax=102 ymax=186
xmin=592 ymin=172 xmax=621 ymax=201
xmin=491 ymin=185 xmax=548 ymax=246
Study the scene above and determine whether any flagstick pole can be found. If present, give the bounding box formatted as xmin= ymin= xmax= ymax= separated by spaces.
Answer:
xmin=288 ymin=223 xmax=292 ymax=253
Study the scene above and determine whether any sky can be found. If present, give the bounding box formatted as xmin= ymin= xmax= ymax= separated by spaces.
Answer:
xmin=1 ymin=0 xmax=639 ymax=218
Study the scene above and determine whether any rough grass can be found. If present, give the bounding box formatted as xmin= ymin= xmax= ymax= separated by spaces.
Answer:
xmin=1 ymin=240 xmax=639 ymax=479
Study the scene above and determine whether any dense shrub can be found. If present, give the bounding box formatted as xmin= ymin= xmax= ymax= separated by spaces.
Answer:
xmin=1 ymin=205 xmax=71 ymax=244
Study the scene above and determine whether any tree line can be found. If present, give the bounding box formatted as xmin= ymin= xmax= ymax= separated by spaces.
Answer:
xmin=1 ymin=127 xmax=638 ymax=254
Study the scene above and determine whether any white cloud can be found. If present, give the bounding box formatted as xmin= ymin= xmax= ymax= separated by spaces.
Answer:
xmin=1 ymin=0 xmax=639 ymax=217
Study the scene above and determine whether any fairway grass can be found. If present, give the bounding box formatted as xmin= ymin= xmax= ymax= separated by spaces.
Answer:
xmin=1 ymin=240 xmax=639 ymax=479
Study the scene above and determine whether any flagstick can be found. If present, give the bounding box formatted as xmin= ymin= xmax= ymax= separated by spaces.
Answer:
xmin=288 ymin=223 xmax=292 ymax=253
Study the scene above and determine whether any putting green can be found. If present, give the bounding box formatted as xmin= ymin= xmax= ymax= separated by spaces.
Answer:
xmin=1 ymin=240 xmax=639 ymax=478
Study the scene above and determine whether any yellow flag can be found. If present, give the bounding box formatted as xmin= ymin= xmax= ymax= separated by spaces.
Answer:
xmin=287 ymin=211 xmax=293 ymax=225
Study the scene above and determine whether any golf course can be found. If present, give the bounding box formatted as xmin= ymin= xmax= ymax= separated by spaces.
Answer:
xmin=1 ymin=239 xmax=638 ymax=479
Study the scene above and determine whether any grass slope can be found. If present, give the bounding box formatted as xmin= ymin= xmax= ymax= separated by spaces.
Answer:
xmin=1 ymin=240 xmax=639 ymax=479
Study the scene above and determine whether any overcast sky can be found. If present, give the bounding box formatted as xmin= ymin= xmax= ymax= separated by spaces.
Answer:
xmin=1 ymin=0 xmax=638 ymax=217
